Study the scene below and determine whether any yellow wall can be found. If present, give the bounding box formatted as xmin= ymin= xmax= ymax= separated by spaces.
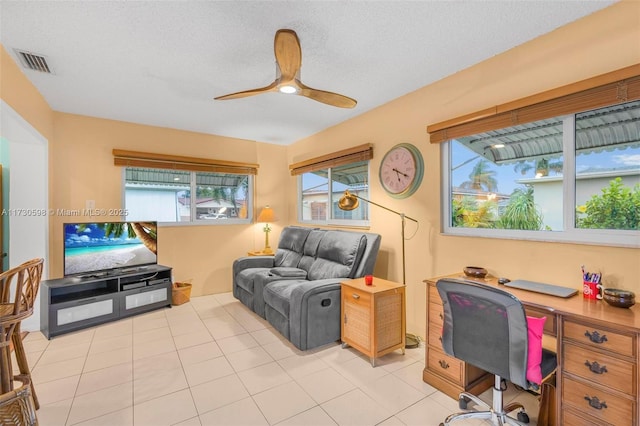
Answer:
xmin=0 ymin=46 xmax=54 ymax=140
xmin=49 ymin=113 xmax=288 ymax=295
xmin=1 ymin=2 xmax=639 ymax=336
xmin=287 ymin=1 xmax=640 ymax=337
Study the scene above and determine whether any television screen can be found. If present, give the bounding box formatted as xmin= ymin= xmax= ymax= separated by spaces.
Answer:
xmin=64 ymin=221 xmax=157 ymax=276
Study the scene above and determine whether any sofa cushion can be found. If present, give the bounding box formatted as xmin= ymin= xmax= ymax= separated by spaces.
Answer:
xmin=263 ymin=280 xmax=305 ymax=318
xmin=298 ymin=230 xmax=324 ymax=272
xmin=307 ymin=231 xmax=366 ymax=280
xmin=236 ymin=268 xmax=270 ymax=293
xmin=274 ymin=226 xmax=314 ymax=268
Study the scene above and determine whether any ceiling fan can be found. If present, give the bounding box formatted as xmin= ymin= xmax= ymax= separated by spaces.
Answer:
xmin=215 ymin=29 xmax=357 ymax=109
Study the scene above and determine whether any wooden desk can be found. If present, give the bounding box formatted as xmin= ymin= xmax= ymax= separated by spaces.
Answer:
xmin=424 ymin=273 xmax=640 ymax=426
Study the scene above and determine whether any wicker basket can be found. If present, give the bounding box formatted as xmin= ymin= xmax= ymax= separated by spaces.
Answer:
xmin=172 ymin=282 xmax=192 ymax=305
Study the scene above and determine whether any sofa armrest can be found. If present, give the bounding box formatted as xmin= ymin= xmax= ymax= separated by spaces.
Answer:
xmin=269 ymin=267 xmax=308 ymax=279
xmin=289 ymin=279 xmax=342 ymax=304
xmin=233 ymin=256 xmax=275 ymax=277
xmin=288 ymin=279 xmax=343 ymax=350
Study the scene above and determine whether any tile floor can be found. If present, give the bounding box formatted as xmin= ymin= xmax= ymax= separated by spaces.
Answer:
xmin=15 ymin=292 xmax=540 ymax=425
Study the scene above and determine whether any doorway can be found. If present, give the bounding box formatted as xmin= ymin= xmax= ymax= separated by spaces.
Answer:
xmin=0 ymin=100 xmax=48 ymax=331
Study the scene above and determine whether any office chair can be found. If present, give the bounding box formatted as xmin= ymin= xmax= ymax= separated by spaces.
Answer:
xmin=436 ymin=278 xmax=557 ymax=426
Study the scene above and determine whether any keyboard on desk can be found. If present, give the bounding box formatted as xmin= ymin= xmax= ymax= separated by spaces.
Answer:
xmin=504 ymin=279 xmax=578 ymax=298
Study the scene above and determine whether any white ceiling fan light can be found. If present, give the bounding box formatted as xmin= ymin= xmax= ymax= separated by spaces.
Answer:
xmin=278 ymin=85 xmax=298 ymax=94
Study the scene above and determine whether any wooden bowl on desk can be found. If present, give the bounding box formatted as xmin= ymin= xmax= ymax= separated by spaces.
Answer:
xmin=603 ymin=288 xmax=635 ymax=308
xmin=463 ymin=266 xmax=488 ymax=279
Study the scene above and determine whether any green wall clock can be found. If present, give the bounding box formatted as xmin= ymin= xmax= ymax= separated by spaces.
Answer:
xmin=379 ymin=143 xmax=424 ymax=199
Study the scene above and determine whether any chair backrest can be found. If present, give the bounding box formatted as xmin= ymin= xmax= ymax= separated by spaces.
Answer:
xmin=0 ymin=258 xmax=44 ymax=319
xmin=0 ymin=375 xmax=38 ymax=426
xmin=436 ymin=278 xmax=529 ymax=388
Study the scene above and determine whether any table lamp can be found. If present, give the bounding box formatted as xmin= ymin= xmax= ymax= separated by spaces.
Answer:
xmin=257 ymin=206 xmax=276 ymax=254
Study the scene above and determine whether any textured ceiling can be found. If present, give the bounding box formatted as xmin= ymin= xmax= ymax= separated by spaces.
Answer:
xmin=0 ymin=1 xmax=614 ymax=145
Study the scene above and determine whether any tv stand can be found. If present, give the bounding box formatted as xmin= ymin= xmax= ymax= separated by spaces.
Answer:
xmin=78 ymin=271 xmax=109 ymax=279
xmin=41 ymin=265 xmax=172 ymax=339
xmin=119 ymin=266 xmax=149 ymax=274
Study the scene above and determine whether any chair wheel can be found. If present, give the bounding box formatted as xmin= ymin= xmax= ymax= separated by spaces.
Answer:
xmin=458 ymin=396 xmax=470 ymax=409
xmin=517 ymin=410 xmax=530 ymax=423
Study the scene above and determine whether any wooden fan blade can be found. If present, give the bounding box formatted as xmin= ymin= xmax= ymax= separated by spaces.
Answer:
xmin=274 ymin=29 xmax=302 ymax=81
xmin=298 ymin=83 xmax=357 ymax=109
xmin=214 ymin=81 xmax=278 ymax=100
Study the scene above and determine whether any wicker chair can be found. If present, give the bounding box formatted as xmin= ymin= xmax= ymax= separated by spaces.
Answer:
xmin=0 ymin=258 xmax=44 ymax=410
xmin=0 ymin=375 xmax=38 ymax=425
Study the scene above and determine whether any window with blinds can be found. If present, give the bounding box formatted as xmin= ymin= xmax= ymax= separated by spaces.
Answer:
xmin=114 ymin=150 xmax=256 ymax=224
xmin=291 ymin=144 xmax=372 ymax=226
xmin=432 ymin=66 xmax=639 ymax=247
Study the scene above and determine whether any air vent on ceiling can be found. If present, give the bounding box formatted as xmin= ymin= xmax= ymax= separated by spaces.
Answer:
xmin=13 ymin=49 xmax=52 ymax=73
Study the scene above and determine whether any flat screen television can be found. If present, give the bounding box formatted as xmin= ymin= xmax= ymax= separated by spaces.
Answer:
xmin=64 ymin=221 xmax=158 ymax=277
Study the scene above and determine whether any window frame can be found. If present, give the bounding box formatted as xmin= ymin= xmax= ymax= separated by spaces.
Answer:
xmin=291 ymin=144 xmax=373 ymax=227
xmin=441 ymin=112 xmax=639 ymax=248
xmin=297 ymin=162 xmax=371 ymax=227
xmin=122 ymin=168 xmax=254 ymax=226
xmin=114 ymin=150 xmax=257 ymax=226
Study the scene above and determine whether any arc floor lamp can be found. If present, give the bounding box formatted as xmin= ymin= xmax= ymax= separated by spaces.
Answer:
xmin=338 ymin=190 xmax=420 ymax=348
xmin=338 ymin=190 xmax=417 ymax=285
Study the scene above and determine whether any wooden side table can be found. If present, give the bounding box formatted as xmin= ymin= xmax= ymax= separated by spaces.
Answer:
xmin=340 ymin=277 xmax=406 ymax=366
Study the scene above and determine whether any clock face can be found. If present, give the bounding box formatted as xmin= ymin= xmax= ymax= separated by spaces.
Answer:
xmin=379 ymin=143 xmax=424 ymax=198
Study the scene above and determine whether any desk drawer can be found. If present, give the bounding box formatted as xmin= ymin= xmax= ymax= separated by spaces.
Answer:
xmin=525 ymin=306 xmax=557 ymax=337
xmin=562 ymin=409 xmax=608 ymax=426
xmin=428 ymin=322 xmax=444 ymax=349
xmin=563 ymin=319 xmax=634 ymax=358
xmin=562 ymin=375 xmax=635 ymax=426
xmin=428 ymin=302 xmax=444 ymax=327
xmin=564 ymin=342 xmax=635 ymax=395
xmin=428 ymin=302 xmax=444 ymax=348
xmin=428 ymin=346 xmax=463 ymax=383
xmin=429 ymin=284 xmax=442 ymax=306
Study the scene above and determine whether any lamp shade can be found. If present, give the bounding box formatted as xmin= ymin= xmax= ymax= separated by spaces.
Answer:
xmin=257 ymin=206 xmax=276 ymax=223
xmin=338 ymin=190 xmax=360 ymax=211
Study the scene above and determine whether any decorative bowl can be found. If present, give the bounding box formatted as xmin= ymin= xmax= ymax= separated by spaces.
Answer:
xmin=463 ymin=266 xmax=488 ymax=279
xmin=603 ymin=288 xmax=635 ymax=308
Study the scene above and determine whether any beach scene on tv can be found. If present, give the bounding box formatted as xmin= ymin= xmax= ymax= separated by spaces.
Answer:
xmin=64 ymin=222 xmax=157 ymax=276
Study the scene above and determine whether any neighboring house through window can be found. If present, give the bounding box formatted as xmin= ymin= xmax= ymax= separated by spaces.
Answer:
xmin=292 ymin=144 xmax=372 ymax=226
xmin=114 ymin=150 xmax=256 ymax=224
xmin=433 ymin=70 xmax=639 ymax=247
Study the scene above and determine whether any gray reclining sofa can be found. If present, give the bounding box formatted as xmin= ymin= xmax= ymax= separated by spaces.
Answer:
xmin=232 ymin=226 xmax=381 ymax=350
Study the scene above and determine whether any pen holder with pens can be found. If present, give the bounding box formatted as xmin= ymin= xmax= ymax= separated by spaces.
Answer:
xmin=582 ymin=267 xmax=602 ymax=300
xmin=583 ymin=280 xmax=603 ymax=300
